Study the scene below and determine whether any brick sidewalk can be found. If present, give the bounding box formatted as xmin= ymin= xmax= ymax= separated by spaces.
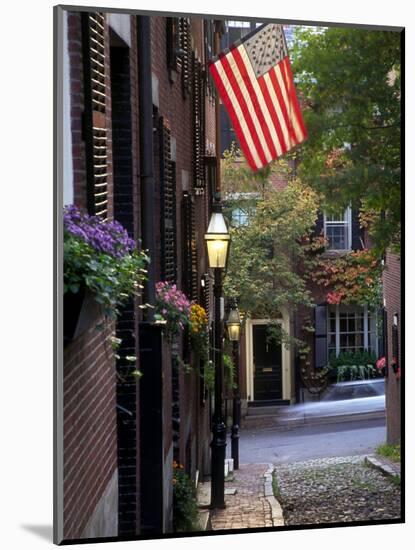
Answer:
xmin=209 ymin=463 xmax=284 ymax=531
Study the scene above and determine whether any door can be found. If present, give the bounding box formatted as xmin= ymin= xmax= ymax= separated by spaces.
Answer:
xmin=253 ymin=324 xmax=282 ymax=401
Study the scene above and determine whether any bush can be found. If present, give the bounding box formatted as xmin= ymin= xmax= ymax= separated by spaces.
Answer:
xmin=172 ymin=462 xmax=200 ymax=532
xmin=328 ymin=350 xmax=381 ymax=383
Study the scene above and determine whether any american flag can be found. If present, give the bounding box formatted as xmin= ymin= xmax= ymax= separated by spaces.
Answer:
xmin=209 ymin=23 xmax=307 ymax=171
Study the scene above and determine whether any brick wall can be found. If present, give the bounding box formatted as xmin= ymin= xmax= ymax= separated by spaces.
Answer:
xmin=151 ymin=16 xmax=213 ymax=477
xmin=383 ymin=250 xmax=401 ymax=445
xmin=63 ymin=321 xmax=117 ymax=539
xmin=63 ymin=12 xmax=118 ymax=540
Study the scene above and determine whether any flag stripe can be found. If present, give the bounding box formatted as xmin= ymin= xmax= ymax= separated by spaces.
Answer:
xmin=260 ymin=72 xmax=290 ymax=154
xmin=274 ymin=60 xmax=304 ymax=145
xmin=280 ymin=57 xmax=307 ymax=141
xmin=209 ymin=60 xmax=259 ymax=170
xmin=231 ymin=46 xmax=276 ymax=162
xmin=269 ymin=66 xmax=298 ymax=148
xmin=220 ymin=51 xmax=269 ymax=167
xmin=237 ymin=46 xmax=283 ymax=158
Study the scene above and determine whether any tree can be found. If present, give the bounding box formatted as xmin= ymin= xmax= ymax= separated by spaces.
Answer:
xmin=291 ymin=26 xmax=401 ymax=254
xmin=222 ymin=147 xmax=319 ymax=347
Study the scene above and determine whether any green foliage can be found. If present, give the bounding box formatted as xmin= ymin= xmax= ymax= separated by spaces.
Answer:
xmin=291 ymin=26 xmax=401 ymax=254
xmin=223 ymin=149 xmax=320 ymax=327
xmin=223 ymin=352 xmax=236 ymax=393
xmin=172 ymin=462 xmax=200 ymax=532
xmin=64 ymin=233 xmax=148 ymax=318
xmin=335 ymin=364 xmax=377 ymax=382
xmin=329 ymin=349 xmax=377 ymax=368
xmin=376 ymin=443 xmax=401 ymax=463
xmin=329 ymin=349 xmax=380 ymax=382
xmin=310 ymin=248 xmax=383 ymax=308
xmin=203 ymin=360 xmax=215 ymax=392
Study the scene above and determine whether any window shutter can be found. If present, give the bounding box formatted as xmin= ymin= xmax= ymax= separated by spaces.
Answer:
xmin=179 ymin=18 xmax=191 ymax=98
xmin=351 ymin=208 xmax=364 ymax=250
xmin=314 ymin=211 xmax=324 ymax=238
xmin=166 ymin=17 xmax=179 ymax=71
xmin=192 ymin=54 xmax=206 ymax=191
xmin=314 ymin=304 xmax=328 ymax=368
xmin=201 ymin=273 xmax=211 ymax=318
xmin=159 ymin=118 xmax=177 ymax=284
xmin=82 ymin=12 xmax=109 ymax=219
xmin=182 ymin=192 xmax=198 ymax=301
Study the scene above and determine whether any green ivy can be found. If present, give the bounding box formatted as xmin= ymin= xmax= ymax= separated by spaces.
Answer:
xmin=64 ymin=232 xmax=148 ymax=318
xmin=173 ymin=464 xmax=200 ymax=532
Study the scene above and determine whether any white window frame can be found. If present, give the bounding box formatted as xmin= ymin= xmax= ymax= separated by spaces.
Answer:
xmin=323 ymin=206 xmax=352 ymax=251
xmin=328 ymin=305 xmax=378 ymax=358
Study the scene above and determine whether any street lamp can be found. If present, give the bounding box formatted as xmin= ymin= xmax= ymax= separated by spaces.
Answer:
xmin=226 ymin=300 xmax=241 ymax=470
xmin=205 ymin=198 xmax=230 ymax=509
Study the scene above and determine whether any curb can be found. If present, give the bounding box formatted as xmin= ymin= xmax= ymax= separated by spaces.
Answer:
xmin=196 ymin=481 xmax=211 ymax=531
xmin=365 ymin=455 xmax=400 ymax=478
xmin=264 ymin=464 xmax=284 ymax=526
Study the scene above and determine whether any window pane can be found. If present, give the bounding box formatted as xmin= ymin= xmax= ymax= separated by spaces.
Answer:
xmin=340 ymin=318 xmax=347 ymax=332
xmin=325 ymin=209 xmax=346 ymax=222
xmin=326 ymin=224 xmax=348 ymax=249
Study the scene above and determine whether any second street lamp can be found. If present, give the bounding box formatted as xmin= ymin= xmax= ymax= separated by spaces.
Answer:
xmin=205 ymin=198 xmax=229 ymax=509
xmin=226 ymin=300 xmax=241 ymax=470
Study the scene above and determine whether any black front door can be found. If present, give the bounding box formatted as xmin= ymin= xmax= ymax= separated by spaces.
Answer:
xmin=253 ymin=324 xmax=282 ymax=401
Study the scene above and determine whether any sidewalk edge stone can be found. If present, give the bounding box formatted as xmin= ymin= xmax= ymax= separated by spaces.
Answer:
xmin=365 ymin=455 xmax=400 ymax=478
xmin=264 ymin=464 xmax=285 ymax=527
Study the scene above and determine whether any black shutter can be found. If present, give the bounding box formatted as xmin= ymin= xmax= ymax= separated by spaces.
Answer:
xmin=314 ymin=211 xmax=324 ymax=238
xmin=203 ymin=20 xmax=215 ymax=98
xmin=166 ymin=17 xmax=179 ymax=71
xmin=182 ymin=192 xmax=198 ymax=301
xmin=82 ymin=12 xmax=109 ymax=219
xmin=392 ymin=313 xmax=399 ymax=367
xmin=378 ymin=307 xmax=386 ymax=358
xmin=351 ymin=207 xmax=364 ymax=250
xmin=192 ymin=54 xmax=206 ymax=191
xmin=179 ymin=18 xmax=191 ymax=98
xmin=314 ymin=304 xmax=328 ymax=368
xmin=159 ymin=118 xmax=177 ymax=283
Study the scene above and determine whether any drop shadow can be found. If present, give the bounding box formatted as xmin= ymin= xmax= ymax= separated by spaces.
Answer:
xmin=21 ymin=524 xmax=53 ymax=542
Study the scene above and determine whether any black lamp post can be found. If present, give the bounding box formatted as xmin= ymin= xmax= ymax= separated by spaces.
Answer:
xmin=205 ymin=198 xmax=230 ymax=509
xmin=226 ymin=300 xmax=241 ymax=470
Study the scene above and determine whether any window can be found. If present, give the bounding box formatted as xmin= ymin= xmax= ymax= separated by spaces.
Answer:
xmin=232 ymin=207 xmax=250 ymax=226
xmin=324 ymin=206 xmax=352 ymax=250
xmin=328 ymin=305 xmax=377 ymax=357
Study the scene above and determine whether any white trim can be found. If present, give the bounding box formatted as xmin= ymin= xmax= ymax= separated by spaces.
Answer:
xmin=245 ymin=309 xmax=292 ymax=402
xmin=323 ymin=205 xmax=352 ymax=251
xmin=328 ymin=304 xmax=376 ymax=356
xmin=363 ymin=305 xmax=369 ymax=350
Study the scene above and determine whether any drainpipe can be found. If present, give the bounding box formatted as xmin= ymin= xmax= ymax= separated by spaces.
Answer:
xmin=137 ymin=15 xmax=156 ymax=316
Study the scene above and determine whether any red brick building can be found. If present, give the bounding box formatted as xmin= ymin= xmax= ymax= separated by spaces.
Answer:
xmin=383 ymin=251 xmax=402 ymax=445
xmin=58 ymin=7 xmax=219 ymax=542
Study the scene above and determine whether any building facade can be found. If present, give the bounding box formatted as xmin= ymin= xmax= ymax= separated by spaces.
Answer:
xmin=383 ymin=251 xmax=402 ymax=445
xmin=60 ymin=8 xmax=219 ymax=541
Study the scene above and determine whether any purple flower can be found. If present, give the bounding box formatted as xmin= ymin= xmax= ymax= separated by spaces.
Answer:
xmin=64 ymin=205 xmax=136 ymax=258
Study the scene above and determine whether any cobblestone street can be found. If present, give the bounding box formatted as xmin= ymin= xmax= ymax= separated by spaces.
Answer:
xmin=273 ymin=455 xmax=401 ymax=526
